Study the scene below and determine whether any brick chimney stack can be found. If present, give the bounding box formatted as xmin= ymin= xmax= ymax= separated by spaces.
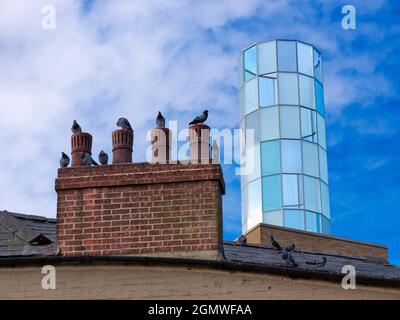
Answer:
xmin=189 ymin=124 xmax=210 ymax=164
xmin=56 ymin=163 xmax=224 ymax=259
xmin=150 ymin=128 xmax=171 ymax=164
xmin=112 ymin=129 xmax=134 ymax=164
xmin=71 ymin=132 xmax=93 ymax=167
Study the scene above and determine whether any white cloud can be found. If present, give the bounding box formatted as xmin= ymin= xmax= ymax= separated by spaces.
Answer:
xmin=0 ymin=0 xmax=396 ymax=225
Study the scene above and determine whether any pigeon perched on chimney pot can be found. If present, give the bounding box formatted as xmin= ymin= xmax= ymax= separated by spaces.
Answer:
xmin=270 ymin=236 xmax=282 ymax=251
xmin=156 ymin=111 xmax=165 ymax=128
xmin=116 ymin=117 xmax=133 ymax=132
xmin=98 ymin=151 xmax=109 ymax=165
xmin=80 ymin=152 xmax=98 ymax=166
xmin=71 ymin=120 xmax=82 ymax=133
xmin=189 ymin=110 xmax=208 ymax=125
xmin=60 ymin=152 xmax=70 ymax=168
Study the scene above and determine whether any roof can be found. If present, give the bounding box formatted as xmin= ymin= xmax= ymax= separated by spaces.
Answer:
xmin=223 ymin=242 xmax=400 ymax=287
xmin=0 ymin=211 xmax=58 ymax=257
xmin=0 ymin=211 xmax=398 ymax=288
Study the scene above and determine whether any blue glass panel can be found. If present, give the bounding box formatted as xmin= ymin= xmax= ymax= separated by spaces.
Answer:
xmin=302 ymin=141 xmax=319 ymax=178
xmin=259 ymin=76 xmax=276 ymax=107
xmin=244 ymin=46 xmax=257 ymax=80
xmin=319 ymin=147 xmax=328 ymax=183
xmin=284 ymin=210 xmax=305 ymax=230
xmin=297 ymin=42 xmax=313 ymax=76
xmin=263 ymin=210 xmax=283 ymax=227
xmin=282 ymin=174 xmax=300 ymax=208
xmin=320 ymin=181 xmax=330 ymax=219
xmin=280 ymin=106 xmax=300 ymax=139
xmin=317 ymin=114 xmax=326 ymax=150
xmin=277 ymin=41 xmax=297 ymax=72
xmin=245 ymin=110 xmax=260 ymax=144
xmin=299 ymin=74 xmax=315 ymax=109
xmin=258 ymin=41 xmax=277 ymax=74
xmin=305 ymin=211 xmax=317 ymax=232
xmin=262 ymin=175 xmax=282 ymax=211
xmin=322 ymin=216 xmax=331 ymax=234
xmin=260 ymin=107 xmax=279 ymax=141
xmin=244 ymin=77 xmax=258 ymax=115
xmin=315 ymin=80 xmax=325 ymax=116
xmin=278 ymin=73 xmax=299 ymax=105
xmin=300 ymin=108 xmax=317 ymax=142
xmin=261 ymin=141 xmax=280 ymax=175
xmin=313 ymin=49 xmax=322 ymax=82
xmin=304 ymin=176 xmax=321 ymax=213
xmin=247 ymin=178 xmax=262 ymax=218
xmin=281 ymin=140 xmax=302 ymax=173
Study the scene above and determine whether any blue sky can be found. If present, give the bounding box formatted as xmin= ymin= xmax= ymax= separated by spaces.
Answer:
xmin=0 ymin=0 xmax=399 ymax=264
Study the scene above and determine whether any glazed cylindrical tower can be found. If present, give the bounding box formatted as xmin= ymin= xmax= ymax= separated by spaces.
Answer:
xmin=239 ymin=40 xmax=331 ymax=235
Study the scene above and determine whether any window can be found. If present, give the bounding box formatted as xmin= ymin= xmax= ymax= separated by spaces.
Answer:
xmin=297 ymin=42 xmax=313 ymax=76
xmin=258 ymin=41 xmax=277 ymax=74
xmin=317 ymin=114 xmax=326 ymax=150
xmin=245 ymin=110 xmax=260 ymax=144
xmin=319 ymin=147 xmax=328 ymax=183
xmin=263 ymin=210 xmax=283 ymax=227
xmin=300 ymin=108 xmax=317 ymax=142
xmin=244 ymin=46 xmax=257 ymax=80
xmin=304 ymin=176 xmax=321 ymax=213
xmin=302 ymin=141 xmax=319 ymax=178
xmin=260 ymin=107 xmax=279 ymax=141
xmin=278 ymin=73 xmax=299 ymax=105
xmin=322 ymin=216 xmax=331 ymax=234
xmin=259 ymin=76 xmax=276 ymax=107
xmin=277 ymin=41 xmax=297 ymax=72
xmin=244 ymin=78 xmax=258 ymax=115
xmin=238 ymin=55 xmax=244 ymax=87
xmin=284 ymin=210 xmax=305 ymax=230
xmin=321 ymin=181 xmax=330 ymax=219
xmin=282 ymin=174 xmax=303 ymax=208
xmin=315 ymin=80 xmax=325 ymax=116
xmin=280 ymin=106 xmax=300 ymax=139
xmin=247 ymin=178 xmax=262 ymax=218
xmin=246 ymin=214 xmax=263 ymax=231
xmin=261 ymin=140 xmax=280 ymax=176
xmin=313 ymin=49 xmax=322 ymax=83
xmin=244 ymin=143 xmax=260 ymax=183
xmin=299 ymin=74 xmax=315 ymax=109
xmin=305 ymin=211 xmax=321 ymax=233
xmin=281 ymin=140 xmax=302 ymax=173
xmin=262 ymin=175 xmax=282 ymax=211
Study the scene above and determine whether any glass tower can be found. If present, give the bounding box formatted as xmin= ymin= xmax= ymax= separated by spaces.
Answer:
xmin=239 ymin=40 xmax=331 ymax=235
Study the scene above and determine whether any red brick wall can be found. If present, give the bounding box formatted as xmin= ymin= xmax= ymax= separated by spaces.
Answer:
xmin=55 ymin=163 xmax=225 ymax=259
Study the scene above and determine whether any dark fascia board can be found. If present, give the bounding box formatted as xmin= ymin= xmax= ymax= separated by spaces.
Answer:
xmin=0 ymin=254 xmax=399 ymax=289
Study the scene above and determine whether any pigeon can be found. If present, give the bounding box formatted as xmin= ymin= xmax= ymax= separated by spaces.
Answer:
xmin=116 ymin=117 xmax=133 ymax=132
xmin=71 ymin=120 xmax=82 ymax=133
xmin=285 ymin=243 xmax=296 ymax=252
xmin=189 ymin=110 xmax=209 ymax=125
xmin=281 ymin=244 xmax=296 ymax=260
xmin=80 ymin=152 xmax=98 ymax=166
xmin=238 ymin=235 xmax=247 ymax=246
xmin=98 ymin=151 xmax=109 ymax=165
xmin=306 ymin=257 xmax=327 ymax=267
xmin=286 ymin=252 xmax=298 ymax=268
xmin=270 ymin=236 xmax=282 ymax=251
xmin=60 ymin=152 xmax=70 ymax=168
xmin=156 ymin=111 xmax=165 ymax=128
